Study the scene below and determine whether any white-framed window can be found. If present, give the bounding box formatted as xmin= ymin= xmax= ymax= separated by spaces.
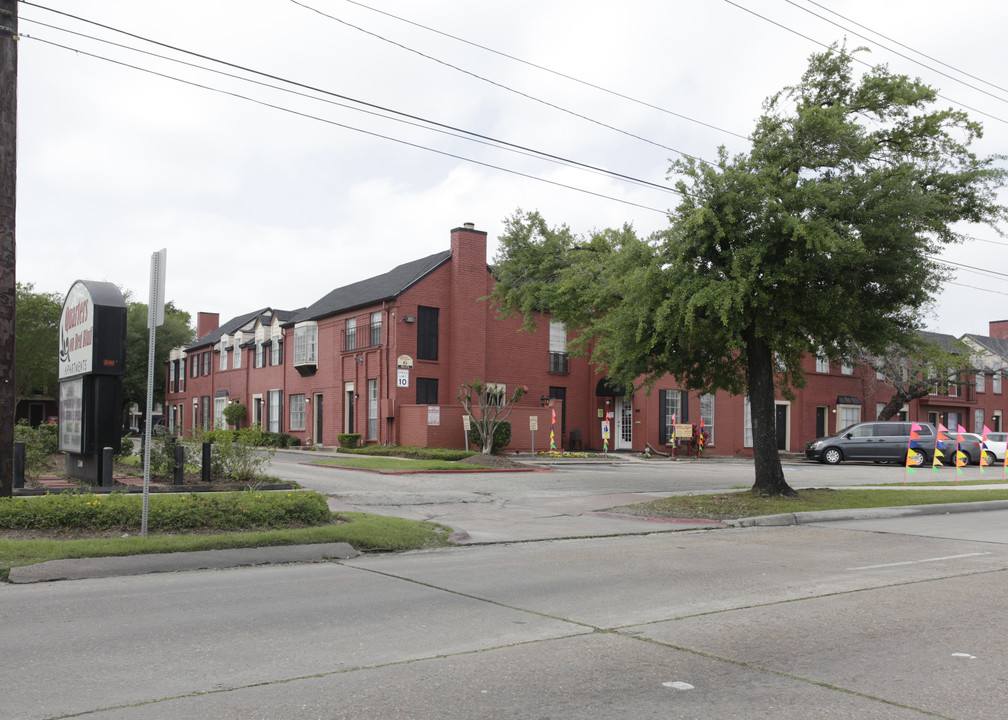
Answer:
xmin=294 ymin=322 xmax=318 ymax=365
xmin=700 ymin=393 xmax=715 ymax=445
xmin=484 ymin=382 xmax=506 ymax=406
xmin=975 ymin=409 xmax=984 ymax=434
xmin=289 ymin=394 xmax=306 ymax=432
xmin=815 ymin=354 xmax=829 ymax=373
xmin=169 ymin=359 xmax=175 ymax=388
xmin=838 ymin=404 xmax=860 ymax=432
xmin=368 ymin=379 xmax=378 ymax=439
xmin=976 ymin=372 xmax=985 ymax=393
xmin=840 ymin=362 xmax=853 ymax=375
xmin=345 ymin=317 xmax=357 ymax=351
xmin=995 ymin=372 xmax=1003 ymax=394
xmin=370 ymin=311 xmax=382 ymax=347
xmin=268 ymin=389 xmax=282 ymax=433
xmin=232 ymin=336 xmax=242 ymax=369
xmin=214 ymin=397 xmax=227 ymax=429
xmin=219 ymin=345 xmax=228 ymax=372
xmin=270 ymin=338 xmax=282 ymax=365
xmin=254 ymin=342 xmax=264 ymax=368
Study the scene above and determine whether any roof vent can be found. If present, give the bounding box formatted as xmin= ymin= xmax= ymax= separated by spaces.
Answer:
xmin=463 ymin=222 xmax=475 ymax=230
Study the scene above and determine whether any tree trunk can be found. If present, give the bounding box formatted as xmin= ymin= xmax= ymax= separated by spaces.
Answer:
xmin=743 ymin=326 xmax=796 ymax=497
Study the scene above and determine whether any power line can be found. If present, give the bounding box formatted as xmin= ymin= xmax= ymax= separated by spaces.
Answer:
xmin=20 ymin=3 xmax=684 ymax=198
xmin=334 ymin=0 xmax=751 ymax=142
xmin=799 ymin=0 xmax=1008 ymax=97
xmin=783 ymin=0 xmax=1008 ymax=105
xmin=290 ymin=0 xmax=715 ymax=165
xmin=721 ymin=0 xmax=1008 ymax=126
xmin=20 ymin=32 xmax=676 ymax=216
xmin=20 ymin=15 xmax=678 ymax=197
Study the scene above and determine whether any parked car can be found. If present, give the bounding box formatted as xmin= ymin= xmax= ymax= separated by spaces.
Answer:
xmin=937 ymin=431 xmax=983 ymax=465
xmin=805 ymin=421 xmax=937 ymax=466
xmin=981 ymin=432 xmax=1007 ymax=464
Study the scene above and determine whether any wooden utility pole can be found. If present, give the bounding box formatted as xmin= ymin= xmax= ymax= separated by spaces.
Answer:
xmin=0 ymin=0 xmax=17 ymax=498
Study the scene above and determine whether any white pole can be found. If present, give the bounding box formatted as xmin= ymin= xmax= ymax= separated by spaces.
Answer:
xmin=141 ymin=249 xmax=166 ymax=536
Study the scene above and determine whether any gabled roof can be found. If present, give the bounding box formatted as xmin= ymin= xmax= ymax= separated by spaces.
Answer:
xmin=918 ymin=330 xmax=965 ymax=354
xmin=287 ymin=250 xmax=452 ymax=325
xmin=187 ymin=307 xmax=299 ymax=351
xmin=962 ymin=333 xmax=1008 ymax=372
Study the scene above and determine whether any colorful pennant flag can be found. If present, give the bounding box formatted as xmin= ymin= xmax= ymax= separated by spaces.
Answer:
xmin=955 ymin=424 xmax=968 ymax=481
xmin=698 ymin=417 xmax=706 ymax=456
xmin=905 ymin=422 xmax=922 ymax=482
xmin=981 ymin=424 xmax=993 ymax=481
xmin=550 ymin=408 xmax=557 ymax=451
xmin=932 ymin=423 xmax=948 ymax=479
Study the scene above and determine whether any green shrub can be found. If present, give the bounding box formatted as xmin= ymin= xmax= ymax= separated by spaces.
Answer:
xmin=467 ymin=421 xmax=512 ymax=454
xmin=338 ymin=433 xmax=361 ymax=449
xmin=13 ymin=421 xmax=58 ymax=478
xmin=116 ymin=431 xmax=134 ymax=461
xmin=341 ymin=445 xmax=473 ymax=461
xmin=222 ymin=402 xmax=246 ymax=428
xmin=0 ymin=490 xmax=331 ymax=532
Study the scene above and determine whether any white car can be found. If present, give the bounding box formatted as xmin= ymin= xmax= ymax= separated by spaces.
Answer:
xmin=983 ymin=432 xmax=1007 ymax=464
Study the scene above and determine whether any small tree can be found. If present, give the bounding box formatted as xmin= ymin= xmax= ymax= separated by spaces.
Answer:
xmin=222 ymin=402 xmax=247 ymax=429
xmin=458 ymin=380 xmax=525 ymax=454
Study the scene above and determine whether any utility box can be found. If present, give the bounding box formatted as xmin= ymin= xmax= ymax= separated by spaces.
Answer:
xmin=57 ymin=280 xmax=127 ymax=485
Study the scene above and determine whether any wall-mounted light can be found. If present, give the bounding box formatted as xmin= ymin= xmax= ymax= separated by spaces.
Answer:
xmin=540 ymin=395 xmax=550 ymax=407
xmin=404 ymin=315 xmax=416 ymax=323
xmin=355 ymin=356 xmax=363 ymax=364
xmin=304 ymin=397 xmax=310 ymax=403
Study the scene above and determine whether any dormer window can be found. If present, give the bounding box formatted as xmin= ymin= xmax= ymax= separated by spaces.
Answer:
xmin=294 ymin=321 xmax=318 ymax=376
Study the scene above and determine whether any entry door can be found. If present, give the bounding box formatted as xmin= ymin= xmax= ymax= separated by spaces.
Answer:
xmin=815 ymin=407 xmax=826 ymax=439
xmin=615 ymin=397 xmax=633 ymax=450
xmin=775 ymin=404 xmax=788 ymax=451
xmin=314 ymin=393 xmax=323 ymax=444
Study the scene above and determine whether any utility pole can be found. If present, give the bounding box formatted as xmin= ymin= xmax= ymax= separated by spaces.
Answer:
xmin=0 ymin=0 xmax=17 ymax=498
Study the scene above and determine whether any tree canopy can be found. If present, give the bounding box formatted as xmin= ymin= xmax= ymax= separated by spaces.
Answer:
xmin=122 ymin=300 xmax=194 ymax=420
xmin=490 ymin=45 xmax=1007 ymax=496
xmin=14 ymin=282 xmax=62 ymax=403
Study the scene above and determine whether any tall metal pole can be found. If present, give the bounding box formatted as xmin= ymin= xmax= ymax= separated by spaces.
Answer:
xmin=0 ymin=0 xmax=18 ymax=498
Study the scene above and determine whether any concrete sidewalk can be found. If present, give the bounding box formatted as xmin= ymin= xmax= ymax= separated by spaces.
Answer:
xmin=9 ymin=497 xmax=1008 ymax=584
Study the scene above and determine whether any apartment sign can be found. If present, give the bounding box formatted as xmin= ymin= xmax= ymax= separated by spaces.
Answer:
xmin=58 ymin=282 xmax=95 ymax=378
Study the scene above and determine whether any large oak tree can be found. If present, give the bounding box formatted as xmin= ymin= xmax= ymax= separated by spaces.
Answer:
xmin=490 ymin=46 xmax=1006 ymax=496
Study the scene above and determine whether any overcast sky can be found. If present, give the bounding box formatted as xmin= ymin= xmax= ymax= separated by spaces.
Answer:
xmin=14 ymin=0 xmax=1008 ymax=338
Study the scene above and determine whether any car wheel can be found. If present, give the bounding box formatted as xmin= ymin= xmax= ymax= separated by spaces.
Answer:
xmin=822 ymin=447 xmax=842 ymax=465
xmin=982 ymin=450 xmax=997 ymax=466
xmin=906 ymin=449 xmax=925 ymax=467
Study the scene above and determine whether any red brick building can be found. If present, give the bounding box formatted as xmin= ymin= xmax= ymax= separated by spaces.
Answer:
xmin=164 ymin=223 xmax=1008 ymax=456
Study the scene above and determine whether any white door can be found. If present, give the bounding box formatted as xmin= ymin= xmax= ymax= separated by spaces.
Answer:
xmin=615 ymin=397 xmax=633 ymax=450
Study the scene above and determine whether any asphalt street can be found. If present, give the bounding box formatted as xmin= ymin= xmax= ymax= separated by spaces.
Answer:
xmin=3 ymin=508 xmax=1007 ymax=719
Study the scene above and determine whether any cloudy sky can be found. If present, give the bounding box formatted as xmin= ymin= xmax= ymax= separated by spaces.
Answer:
xmin=14 ymin=0 xmax=1008 ymax=338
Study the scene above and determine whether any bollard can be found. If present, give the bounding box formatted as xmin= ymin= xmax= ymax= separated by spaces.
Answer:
xmin=173 ymin=444 xmax=185 ymax=485
xmin=102 ymin=447 xmax=114 ymax=487
xmin=13 ymin=442 xmax=25 ymax=489
xmin=201 ymin=442 xmax=211 ymax=484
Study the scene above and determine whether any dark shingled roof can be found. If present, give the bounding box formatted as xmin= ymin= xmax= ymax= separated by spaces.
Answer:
xmin=287 ymin=250 xmax=452 ymax=325
xmin=964 ymin=333 xmax=1008 ymax=363
xmin=187 ymin=307 xmax=300 ymax=351
xmin=918 ymin=330 xmax=966 ymax=354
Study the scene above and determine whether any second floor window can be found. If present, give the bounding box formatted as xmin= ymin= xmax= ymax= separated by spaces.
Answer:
xmin=418 ymin=306 xmax=439 ymax=361
xmin=294 ymin=323 xmax=318 ymax=365
xmin=345 ymin=317 xmax=357 ymax=351
xmin=370 ymin=311 xmax=382 ymax=347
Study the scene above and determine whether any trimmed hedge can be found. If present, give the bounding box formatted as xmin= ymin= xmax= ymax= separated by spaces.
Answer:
xmin=0 ymin=490 xmax=331 ymax=532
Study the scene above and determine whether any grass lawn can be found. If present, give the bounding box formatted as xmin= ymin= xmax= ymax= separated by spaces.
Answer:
xmin=309 ymin=456 xmax=473 ymax=472
xmin=608 ymin=487 xmax=1008 ymax=521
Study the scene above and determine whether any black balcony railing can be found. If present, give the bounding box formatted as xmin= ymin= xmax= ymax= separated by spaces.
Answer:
xmin=549 ymin=351 xmax=569 ymax=374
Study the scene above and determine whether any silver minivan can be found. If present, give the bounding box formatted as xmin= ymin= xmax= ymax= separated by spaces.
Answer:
xmin=805 ymin=421 xmax=937 ymax=465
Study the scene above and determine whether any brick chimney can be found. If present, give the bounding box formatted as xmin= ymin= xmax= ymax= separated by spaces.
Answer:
xmin=989 ymin=320 xmax=1008 ymax=339
xmin=197 ymin=312 xmax=220 ymax=339
xmin=449 ymin=223 xmax=489 ymax=392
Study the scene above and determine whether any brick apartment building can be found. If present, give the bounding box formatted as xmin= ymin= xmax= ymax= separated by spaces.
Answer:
xmin=164 ymin=223 xmax=1008 ymax=457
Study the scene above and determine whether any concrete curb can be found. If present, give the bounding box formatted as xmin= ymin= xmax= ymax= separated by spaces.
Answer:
xmin=7 ymin=542 xmax=360 ymax=584
xmin=727 ymin=499 xmax=1008 ymax=527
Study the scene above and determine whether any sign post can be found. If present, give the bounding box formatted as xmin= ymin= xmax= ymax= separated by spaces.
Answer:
xmin=57 ymin=280 xmax=127 ymax=484
xmin=529 ymin=415 xmax=538 ymax=455
xmin=141 ymin=249 xmax=166 ymax=536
